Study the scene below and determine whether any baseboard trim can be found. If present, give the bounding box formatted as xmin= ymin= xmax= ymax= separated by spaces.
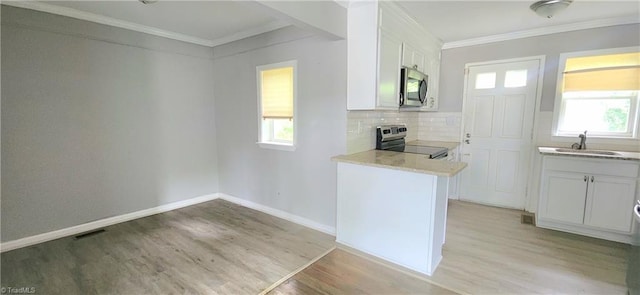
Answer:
xmin=0 ymin=193 xmax=219 ymax=253
xmin=1 ymin=192 xmax=336 ymax=252
xmin=218 ymin=193 xmax=336 ymax=236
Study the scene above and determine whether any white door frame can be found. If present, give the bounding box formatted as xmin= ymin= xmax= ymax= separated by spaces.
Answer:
xmin=460 ymin=55 xmax=546 ymax=212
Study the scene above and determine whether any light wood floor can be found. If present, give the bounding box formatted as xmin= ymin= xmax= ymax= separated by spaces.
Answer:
xmin=267 ymin=248 xmax=456 ymax=295
xmin=0 ymin=199 xmax=335 ymax=294
xmin=430 ymin=200 xmax=630 ymax=294
xmin=2 ymin=199 xmax=631 ymax=294
xmin=269 ymin=200 xmax=630 ymax=294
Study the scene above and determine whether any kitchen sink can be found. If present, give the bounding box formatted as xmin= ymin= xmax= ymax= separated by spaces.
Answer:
xmin=554 ymin=148 xmax=620 ymax=156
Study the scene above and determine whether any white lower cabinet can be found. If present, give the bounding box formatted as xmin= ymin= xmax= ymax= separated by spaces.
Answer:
xmin=538 ymin=156 xmax=639 ymax=243
xmin=540 ymin=171 xmax=587 ymax=225
xmin=585 ymin=175 xmax=637 ymax=232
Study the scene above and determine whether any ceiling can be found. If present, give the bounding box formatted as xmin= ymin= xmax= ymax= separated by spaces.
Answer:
xmin=39 ymin=1 xmax=289 ymax=46
xmin=17 ymin=1 xmax=640 ymax=48
xmin=396 ymin=0 xmax=640 ymax=45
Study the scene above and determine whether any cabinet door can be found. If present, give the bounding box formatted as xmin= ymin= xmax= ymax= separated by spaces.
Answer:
xmin=412 ymin=49 xmax=426 ymax=73
xmin=401 ymin=43 xmax=425 ymax=73
xmin=428 ymin=51 xmax=440 ymax=101
xmin=584 ymin=175 xmax=637 ymax=233
xmin=539 ymin=171 xmax=587 ymax=225
xmin=377 ymin=30 xmax=402 ymax=108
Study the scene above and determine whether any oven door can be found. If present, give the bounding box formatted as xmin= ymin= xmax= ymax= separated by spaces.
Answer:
xmin=400 ymin=67 xmax=428 ymax=107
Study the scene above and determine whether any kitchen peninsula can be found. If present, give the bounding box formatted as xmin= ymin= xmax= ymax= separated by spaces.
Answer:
xmin=332 ymin=150 xmax=467 ymax=276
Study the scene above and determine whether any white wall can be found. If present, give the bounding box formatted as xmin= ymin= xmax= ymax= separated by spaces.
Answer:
xmin=436 ymin=24 xmax=640 ymax=212
xmin=438 ymin=24 xmax=640 ymax=112
xmin=212 ymin=26 xmax=347 ymax=230
xmin=1 ymin=6 xmax=219 ymax=242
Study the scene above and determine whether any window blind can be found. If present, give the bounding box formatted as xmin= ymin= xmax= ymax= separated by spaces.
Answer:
xmin=261 ymin=67 xmax=293 ymax=119
xmin=563 ymin=52 xmax=640 ymax=92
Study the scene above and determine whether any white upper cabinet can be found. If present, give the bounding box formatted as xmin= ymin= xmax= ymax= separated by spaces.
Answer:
xmin=402 ymin=43 xmax=426 ymax=72
xmin=377 ymin=30 xmax=403 ymax=108
xmin=347 ymin=1 xmax=442 ymax=111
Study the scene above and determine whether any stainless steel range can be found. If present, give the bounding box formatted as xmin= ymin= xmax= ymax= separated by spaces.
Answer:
xmin=376 ymin=124 xmax=448 ymax=159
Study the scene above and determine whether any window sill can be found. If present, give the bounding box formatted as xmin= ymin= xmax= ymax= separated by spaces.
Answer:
xmin=257 ymin=142 xmax=296 ymax=151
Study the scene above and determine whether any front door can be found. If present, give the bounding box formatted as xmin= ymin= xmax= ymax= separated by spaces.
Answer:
xmin=459 ymin=58 xmax=542 ymax=209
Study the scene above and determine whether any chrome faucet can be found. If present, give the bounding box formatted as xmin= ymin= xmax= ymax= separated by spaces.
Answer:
xmin=571 ymin=130 xmax=587 ymax=150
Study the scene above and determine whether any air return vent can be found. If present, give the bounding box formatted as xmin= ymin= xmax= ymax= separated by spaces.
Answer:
xmin=521 ymin=213 xmax=536 ymax=225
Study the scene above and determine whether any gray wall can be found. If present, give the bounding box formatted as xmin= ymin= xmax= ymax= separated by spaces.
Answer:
xmin=1 ymin=6 xmax=219 ymax=242
xmin=438 ymin=24 xmax=640 ymax=112
xmin=212 ymin=26 xmax=347 ymax=230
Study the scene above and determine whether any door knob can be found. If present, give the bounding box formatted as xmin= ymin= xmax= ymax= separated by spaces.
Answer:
xmin=466 ymin=133 xmax=471 ymax=138
xmin=465 ymin=139 xmax=470 ymax=144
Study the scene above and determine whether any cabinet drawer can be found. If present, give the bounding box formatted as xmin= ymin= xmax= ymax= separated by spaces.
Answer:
xmin=543 ymin=156 xmax=639 ymax=178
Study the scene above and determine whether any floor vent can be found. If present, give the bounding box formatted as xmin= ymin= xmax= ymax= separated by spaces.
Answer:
xmin=75 ymin=229 xmax=106 ymax=240
xmin=521 ymin=213 xmax=536 ymax=225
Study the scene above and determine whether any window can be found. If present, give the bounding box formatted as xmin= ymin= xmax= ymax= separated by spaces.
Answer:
xmin=553 ymin=47 xmax=640 ymax=139
xmin=475 ymin=72 xmax=496 ymax=89
xmin=257 ymin=61 xmax=297 ymax=150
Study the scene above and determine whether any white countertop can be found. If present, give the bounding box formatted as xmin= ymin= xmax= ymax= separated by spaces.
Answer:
xmin=538 ymin=146 xmax=640 ymax=161
xmin=331 ymin=150 xmax=467 ymax=177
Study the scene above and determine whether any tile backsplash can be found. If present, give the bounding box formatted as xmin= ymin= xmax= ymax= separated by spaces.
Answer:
xmin=346 ymin=110 xmax=462 ymax=154
xmin=417 ymin=112 xmax=462 ymax=142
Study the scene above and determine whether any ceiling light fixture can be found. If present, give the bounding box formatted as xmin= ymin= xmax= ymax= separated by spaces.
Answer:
xmin=139 ymin=0 xmax=158 ymax=4
xmin=530 ymin=0 xmax=573 ymax=18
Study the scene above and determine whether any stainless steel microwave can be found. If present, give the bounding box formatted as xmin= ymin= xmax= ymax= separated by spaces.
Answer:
xmin=399 ymin=66 xmax=428 ymax=108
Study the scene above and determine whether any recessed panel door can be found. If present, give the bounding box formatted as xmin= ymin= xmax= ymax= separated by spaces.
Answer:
xmin=460 ymin=59 xmax=541 ymax=209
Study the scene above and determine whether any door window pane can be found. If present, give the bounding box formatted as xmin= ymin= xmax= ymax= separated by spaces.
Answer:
xmin=504 ymin=70 xmax=527 ymax=88
xmin=475 ymin=72 xmax=496 ymax=89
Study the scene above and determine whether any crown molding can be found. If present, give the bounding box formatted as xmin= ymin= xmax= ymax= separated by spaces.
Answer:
xmin=442 ymin=16 xmax=640 ymax=50
xmin=209 ymin=20 xmax=290 ymax=47
xmin=2 ymin=1 xmax=217 ymax=46
xmin=1 ymin=1 xmax=290 ymax=48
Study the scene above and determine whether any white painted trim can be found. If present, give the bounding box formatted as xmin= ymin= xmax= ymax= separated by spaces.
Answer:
xmin=218 ymin=193 xmax=336 ymax=236
xmin=209 ymin=20 xmax=290 ymax=48
xmin=443 ymin=16 xmax=640 ymax=49
xmin=256 ymin=60 xmax=298 ymax=150
xmin=1 ymin=1 xmax=290 ymax=48
xmin=0 ymin=194 xmax=219 ymax=253
xmin=0 ymin=192 xmax=336 ymax=252
xmin=550 ymin=46 xmax=640 ymax=141
xmin=257 ymin=142 xmax=297 ymax=151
